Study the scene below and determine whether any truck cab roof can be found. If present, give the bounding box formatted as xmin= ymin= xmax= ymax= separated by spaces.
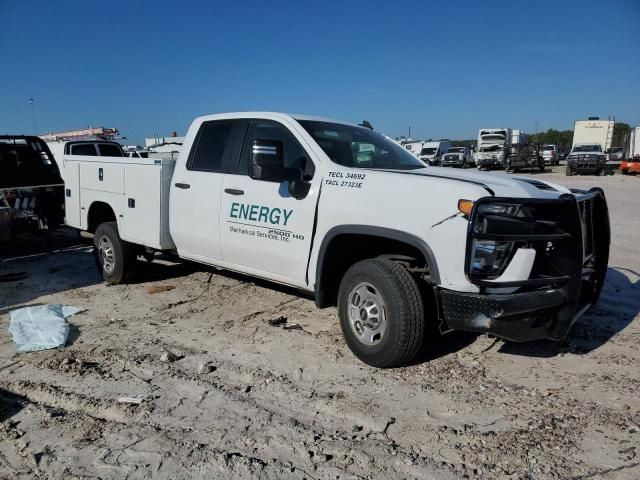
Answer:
xmin=193 ymin=112 xmax=359 ymax=129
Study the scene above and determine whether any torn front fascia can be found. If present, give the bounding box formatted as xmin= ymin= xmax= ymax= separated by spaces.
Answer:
xmin=438 ymin=189 xmax=610 ymax=342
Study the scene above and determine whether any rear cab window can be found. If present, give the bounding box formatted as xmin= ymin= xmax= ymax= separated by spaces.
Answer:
xmin=97 ymin=143 xmax=124 ymax=157
xmin=70 ymin=144 xmax=98 ymax=156
xmin=187 ymin=120 xmax=247 ymax=173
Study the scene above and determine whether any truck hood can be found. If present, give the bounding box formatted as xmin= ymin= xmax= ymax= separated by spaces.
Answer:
xmin=375 ymin=167 xmax=572 ymax=198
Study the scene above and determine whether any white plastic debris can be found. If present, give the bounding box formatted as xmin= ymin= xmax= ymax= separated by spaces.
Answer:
xmin=117 ymin=397 xmax=145 ymax=405
xmin=8 ymin=304 xmax=84 ymax=352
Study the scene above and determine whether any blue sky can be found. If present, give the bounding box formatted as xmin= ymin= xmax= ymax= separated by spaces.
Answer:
xmin=1 ymin=0 xmax=638 ymax=144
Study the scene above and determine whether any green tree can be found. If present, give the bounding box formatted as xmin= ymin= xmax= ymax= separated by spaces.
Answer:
xmin=529 ymin=129 xmax=574 ymax=149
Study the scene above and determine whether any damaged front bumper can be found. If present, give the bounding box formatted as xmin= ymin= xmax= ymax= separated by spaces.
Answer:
xmin=438 ymin=188 xmax=610 ymax=342
xmin=477 ymin=158 xmax=503 ymax=169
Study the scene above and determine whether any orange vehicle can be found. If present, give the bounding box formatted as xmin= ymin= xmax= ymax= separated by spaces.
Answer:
xmin=621 ymin=126 xmax=640 ymax=175
xmin=621 ymin=159 xmax=640 ymax=175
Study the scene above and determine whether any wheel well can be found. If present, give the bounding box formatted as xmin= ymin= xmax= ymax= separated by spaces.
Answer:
xmin=315 ymin=232 xmax=437 ymax=308
xmin=87 ymin=202 xmax=116 ymax=233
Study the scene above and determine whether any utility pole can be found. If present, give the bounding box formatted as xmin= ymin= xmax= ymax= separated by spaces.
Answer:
xmin=408 ymin=126 xmax=411 ymax=139
xmin=29 ymin=97 xmax=38 ymax=135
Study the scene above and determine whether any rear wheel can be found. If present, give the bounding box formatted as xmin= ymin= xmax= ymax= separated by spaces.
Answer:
xmin=338 ymin=258 xmax=425 ymax=368
xmin=93 ymin=222 xmax=137 ymax=284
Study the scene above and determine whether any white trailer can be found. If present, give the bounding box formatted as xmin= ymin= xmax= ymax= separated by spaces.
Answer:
xmin=400 ymin=140 xmax=423 ymax=156
xmin=623 ymin=126 xmax=640 ymax=160
xmin=511 ymin=129 xmax=527 ymax=146
xmin=572 ymin=119 xmax=614 ymax=152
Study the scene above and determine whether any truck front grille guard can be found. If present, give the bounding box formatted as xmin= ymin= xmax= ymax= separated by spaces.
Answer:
xmin=463 ymin=189 xmax=610 ymax=339
xmin=569 ymin=154 xmax=603 ymax=169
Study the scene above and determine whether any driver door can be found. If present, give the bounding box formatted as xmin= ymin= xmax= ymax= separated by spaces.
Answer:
xmin=219 ymin=119 xmax=319 ymax=287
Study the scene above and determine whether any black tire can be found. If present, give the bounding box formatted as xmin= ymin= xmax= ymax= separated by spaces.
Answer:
xmin=338 ymin=258 xmax=425 ymax=368
xmin=93 ymin=221 xmax=137 ymax=284
xmin=539 ymin=160 xmax=545 ymax=173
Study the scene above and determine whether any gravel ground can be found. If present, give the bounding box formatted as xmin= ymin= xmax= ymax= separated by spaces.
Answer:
xmin=1 ymin=171 xmax=639 ymax=479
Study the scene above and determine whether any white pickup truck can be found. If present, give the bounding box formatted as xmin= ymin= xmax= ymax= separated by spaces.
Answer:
xmin=63 ymin=112 xmax=611 ymax=367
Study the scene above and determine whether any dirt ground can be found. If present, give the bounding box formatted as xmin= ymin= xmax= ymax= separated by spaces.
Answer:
xmin=1 ymin=171 xmax=639 ymax=480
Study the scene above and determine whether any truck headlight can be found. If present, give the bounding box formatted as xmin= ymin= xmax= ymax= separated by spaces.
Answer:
xmin=470 ymin=240 xmax=514 ymax=277
xmin=477 ymin=203 xmax=519 ymax=216
xmin=468 ymin=202 xmax=521 ymax=279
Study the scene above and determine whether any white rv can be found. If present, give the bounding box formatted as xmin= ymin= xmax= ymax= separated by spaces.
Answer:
xmin=401 ymin=140 xmax=424 ymax=157
xmin=418 ymin=141 xmax=451 ymax=165
xmin=572 ymin=119 xmax=614 ymax=153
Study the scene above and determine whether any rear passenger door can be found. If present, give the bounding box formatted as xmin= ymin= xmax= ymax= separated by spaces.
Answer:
xmin=169 ymin=119 xmax=247 ymax=262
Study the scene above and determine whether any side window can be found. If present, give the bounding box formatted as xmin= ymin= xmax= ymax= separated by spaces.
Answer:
xmin=238 ymin=120 xmax=315 ymax=179
xmin=98 ymin=143 xmax=124 ymax=157
xmin=188 ymin=121 xmax=233 ymax=172
xmin=70 ymin=144 xmax=98 ymax=156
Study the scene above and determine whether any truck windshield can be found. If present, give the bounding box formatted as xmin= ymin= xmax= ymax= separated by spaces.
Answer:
xmin=573 ymin=145 xmax=602 ymax=153
xmin=298 ymin=121 xmax=426 ymax=170
xmin=479 ymin=145 xmax=502 ymax=152
xmin=481 ymin=131 xmax=507 ymax=141
xmin=448 ymin=147 xmax=464 ymax=153
xmin=420 ymin=148 xmax=437 ymax=155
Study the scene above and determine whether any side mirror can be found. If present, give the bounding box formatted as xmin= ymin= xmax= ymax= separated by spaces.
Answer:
xmin=287 ymin=155 xmax=310 ymax=199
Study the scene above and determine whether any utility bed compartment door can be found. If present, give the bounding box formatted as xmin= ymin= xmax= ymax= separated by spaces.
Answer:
xmin=63 ymin=161 xmax=81 ymax=228
xmin=79 ymin=162 xmax=124 ymax=194
xmin=119 ymin=161 xmax=176 ymax=250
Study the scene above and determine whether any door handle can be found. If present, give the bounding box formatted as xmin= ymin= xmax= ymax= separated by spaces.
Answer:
xmin=175 ymin=182 xmax=190 ymax=189
xmin=224 ymin=188 xmax=244 ymax=195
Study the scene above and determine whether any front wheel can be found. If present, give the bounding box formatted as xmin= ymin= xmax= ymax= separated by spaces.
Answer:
xmin=93 ymin=221 xmax=137 ymax=284
xmin=338 ymin=259 xmax=425 ymax=367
